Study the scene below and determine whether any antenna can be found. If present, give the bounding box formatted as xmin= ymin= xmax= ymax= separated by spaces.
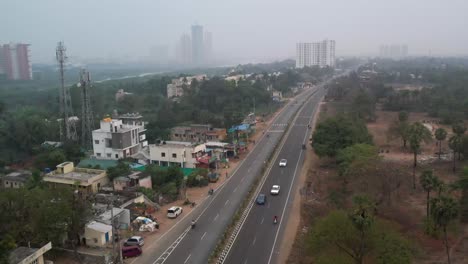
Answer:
xmin=56 ymin=41 xmax=78 ymax=142
xmin=79 ymin=68 xmax=94 ymax=149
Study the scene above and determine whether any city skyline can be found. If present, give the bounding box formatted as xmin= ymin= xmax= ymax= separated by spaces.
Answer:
xmin=2 ymin=0 xmax=467 ymax=64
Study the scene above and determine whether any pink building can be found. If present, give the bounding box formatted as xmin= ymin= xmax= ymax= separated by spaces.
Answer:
xmin=0 ymin=43 xmax=32 ymax=80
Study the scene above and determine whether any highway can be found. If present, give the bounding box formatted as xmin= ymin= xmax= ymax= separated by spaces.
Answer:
xmin=132 ymin=85 xmax=320 ymax=264
xmin=223 ymin=85 xmax=327 ymax=264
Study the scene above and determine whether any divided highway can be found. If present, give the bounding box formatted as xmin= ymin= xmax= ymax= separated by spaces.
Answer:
xmin=132 ymin=86 xmax=320 ymax=264
xmin=223 ymin=85 xmax=327 ymax=264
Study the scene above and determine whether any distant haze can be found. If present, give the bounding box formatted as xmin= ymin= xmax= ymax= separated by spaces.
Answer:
xmin=2 ymin=0 xmax=468 ymax=64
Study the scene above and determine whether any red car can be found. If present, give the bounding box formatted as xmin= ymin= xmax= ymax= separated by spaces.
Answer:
xmin=122 ymin=245 xmax=142 ymax=258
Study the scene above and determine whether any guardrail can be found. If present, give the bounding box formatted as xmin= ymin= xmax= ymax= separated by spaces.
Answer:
xmin=212 ymin=88 xmax=319 ymax=264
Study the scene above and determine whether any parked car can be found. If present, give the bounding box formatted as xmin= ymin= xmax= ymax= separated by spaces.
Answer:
xmin=270 ymin=185 xmax=280 ymax=195
xmin=167 ymin=206 xmax=183 ymax=218
xmin=279 ymin=159 xmax=287 ymax=167
xmin=124 ymin=236 xmax=144 ymax=247
xmin=256 ymin=194 xmax=266 ymax=205
xmin=122 ymin=245 xmax=142 ymax=258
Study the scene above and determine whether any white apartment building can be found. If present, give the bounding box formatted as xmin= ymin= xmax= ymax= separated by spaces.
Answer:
xmin=92 ymin=113 xmax=147 ymax=160
xmin=296 ymin=40 xmax=335 ymax=68
xmin=167 ymin=75 xmax=207 ymax=98
xmin=149 ymin=141 xmax=206 ymax=168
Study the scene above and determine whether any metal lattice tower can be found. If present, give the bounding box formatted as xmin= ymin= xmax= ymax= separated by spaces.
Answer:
xmin=56 ymin=41 xmax=77 ymax=141
xmin=79 ymin=69 xmax=94 ymax=148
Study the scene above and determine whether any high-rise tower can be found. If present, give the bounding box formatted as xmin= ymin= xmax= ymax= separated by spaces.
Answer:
xmin=191 ymin=24 xmax=204 ymax=65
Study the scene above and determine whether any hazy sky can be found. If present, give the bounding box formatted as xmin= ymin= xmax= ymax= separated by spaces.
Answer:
xmin=2 ymin=0 xmax=468 ymax=63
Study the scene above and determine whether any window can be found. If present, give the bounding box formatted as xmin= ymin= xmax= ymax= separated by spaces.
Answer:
xmin=107 ymin=153 xmax=111 ymax=158
xmin=94 ymin=140 xmax=99 ymax=144
xmin=115 ymin=154 xmax=119 ymax=159
xmin=161 ymin=152 xmax=166 ymax=157
xmin=97 ymin=153 xmax=101 ymax=157
xmin=172 ymin=153 xmax=177 ymax=158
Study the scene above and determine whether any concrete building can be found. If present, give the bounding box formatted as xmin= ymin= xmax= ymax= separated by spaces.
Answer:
xmin=113 ymin=171 xmax=152 ymax=191
xmin=44 ymin=162 xmax=108 ymax=195
xmin=0 ymin=43 xmax=32 ymax=80
xmin=171 ymin=124 xmax=227 ymax=143
xmin=115 ymin=89 xmax=133 ymax=102
xmin=191 ymin=24 xmax=204 ymax=65
xmin=92 ymin=114 xmax=147 ymax=160
xmin=204 ymin=31 xmax=213 ymax=64
xmin=166 ymin=75 xmax=206 ymax=98
xmin=83 ymin=221 xmax=113 ymax=247
xmin=1 ymin=171 xmax=31 ymax=188
xmin=296 ymin=40 xmax=335 ymax=68
xmin=379 ymin=44 xmax=408 ymax=59
xmin=177 ymin=34 xmax=192 ymax=65
xmin=9 ymin=242 xmax=52 ymax=264
xmin=149 ymin=141 xmax=206 ymax=168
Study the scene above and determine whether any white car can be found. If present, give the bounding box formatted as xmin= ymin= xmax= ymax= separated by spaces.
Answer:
xmin=270 ymin=185 xmax=280 ymax=195
xmin=279 ymin=159 xmax=287 ymax=167
xmin=167 ymin=206 xmax=183 ymax=219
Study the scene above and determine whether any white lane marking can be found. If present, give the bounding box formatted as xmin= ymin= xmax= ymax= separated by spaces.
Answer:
xmin=214 ymin=214 xmax=219 ymax=222
xmin=252 ymin=236 xmax=257 ymax=246
xmin=261 ymin=217 xmax=264 ymax=224
xmin=233 ymin=187 xmax=238 ymax=193
xmin=224 ymin=200 xmax=230 ymax=206
xmin=240 ymin=177 xmax=245 ymax=183
xmin=201 ymin=232 xmax=206 ymax=241
xmin=184 ymin=254 xmax=191 ymax=264
xmin=267 ymin=89 xmax=322 ymax=264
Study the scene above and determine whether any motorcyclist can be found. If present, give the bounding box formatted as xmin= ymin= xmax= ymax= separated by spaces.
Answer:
xmin=191 ymin=219 xmax=196 ymax=229
xmin=273 ymin=216 xmax=278 ymax=224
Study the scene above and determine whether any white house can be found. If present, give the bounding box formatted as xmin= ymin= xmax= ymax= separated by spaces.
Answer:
xmin=83 ymin=221 xmax=113 ymax=248
xmin=92 ymin=113 xmax=147 ymax=160
xmin=149 ymin=141 xmax=206 ymax=168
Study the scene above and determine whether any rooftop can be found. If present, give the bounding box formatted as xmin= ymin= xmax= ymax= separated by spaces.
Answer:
xmin=86 ymin=221 xmax=112 ymax=233
xmin=151 ymin=141 xmax=194 ymax=148
xmin=3 ymin=171 xmax=32 ymax=183
xmin=45 ymin=168 xmax=105 ymax=185
xmin=9 ymin=247 xmax=38 ymax=264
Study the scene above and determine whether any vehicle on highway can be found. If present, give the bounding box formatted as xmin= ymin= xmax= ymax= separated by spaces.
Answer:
xmin=122 ymin=245 xmax=142 ymax=258
xmin=256 ymin=194 xmax=266 ymax=205
xmin=278 ymin=159 xmax=287 ymax=167
xmin=167 ymin=206 xmax=183 ymax=218
xmin=124 ymin=236 xmax=144 ymax=247
xmin=270 ymin=185 xmax=280 ymax=195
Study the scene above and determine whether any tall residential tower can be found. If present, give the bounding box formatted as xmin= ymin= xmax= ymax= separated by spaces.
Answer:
xmin=0 ymin=43 xmax=32 ymax=80
xmin=191 ymin=24 xmax=204 ymax=65
xmin=296 ymin=40 xmax=335 ymax=68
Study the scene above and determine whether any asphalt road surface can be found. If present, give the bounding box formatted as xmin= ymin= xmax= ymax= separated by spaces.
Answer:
xmin=223 ymin=85 xmax=328 ymax=264
xmin=132 ymin=86 xmax=320 ymax=264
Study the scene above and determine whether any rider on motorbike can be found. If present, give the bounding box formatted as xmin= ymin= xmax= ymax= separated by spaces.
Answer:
xmin=273 ymin=215 xmax=278 ymax=224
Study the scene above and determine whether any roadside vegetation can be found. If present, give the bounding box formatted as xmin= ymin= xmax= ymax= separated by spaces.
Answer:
xmin=288 ymin=58 xmax=468 ymax=264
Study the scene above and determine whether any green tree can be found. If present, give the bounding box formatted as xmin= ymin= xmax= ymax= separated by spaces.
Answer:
xmin=387 ymin=112 xmax=410 ymax=148
xmin=308 ymin=196 xmax=411 ymax=264
xmin=336 ymin=144 xmax=380 ymax=186
xmin=352 ymin=90 xmax=375 ymax=121
xmin=448 ymin=135 xmax=463 ymax=172
xmin=0 ymin=234 xmax=15 ymax=264
xmin=435 ymin=128 xmax=448 ymax=160
xmin=454 ymin=167 xmax=468 ymax=223
xmin=419 ymin=170 xmax=441 ymax=218
xmin=430 ymin=196 xmax=458 ymax=264
xmin=106 ymin=160 xmax=131 ymax=181
xmin=408 ymin=122 xmax=432 ymax=189
xmin=312 ymin=116 xmax=373 ymax=158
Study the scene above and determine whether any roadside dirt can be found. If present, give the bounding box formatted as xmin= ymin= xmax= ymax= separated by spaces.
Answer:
xmin=286 ymin=102 xmax=468 ymax=264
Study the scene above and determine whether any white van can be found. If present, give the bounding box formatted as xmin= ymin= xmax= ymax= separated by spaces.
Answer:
xmin=167 ymin=206 xmax=183 ymax=218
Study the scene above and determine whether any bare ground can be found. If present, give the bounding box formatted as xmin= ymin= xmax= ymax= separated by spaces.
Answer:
xmin=286 ymin=102 xmax=468 ymax=264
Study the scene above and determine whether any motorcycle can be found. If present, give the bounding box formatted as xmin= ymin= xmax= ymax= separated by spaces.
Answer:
xmin=191 ymin=220 xmax=196 ymax=229
xmin=273 ymin=217 xmax=278 ymax=224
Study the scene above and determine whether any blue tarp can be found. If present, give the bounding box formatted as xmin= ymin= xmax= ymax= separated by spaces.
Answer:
xmin=228 ymin=124 xmax=251 ymax=133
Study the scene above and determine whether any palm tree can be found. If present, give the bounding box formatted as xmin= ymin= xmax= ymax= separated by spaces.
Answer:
xmin=449 ymin=135 xmax=463 ymax=173
xmin=408 ymin=122 xmax=432 ymax=189
xmin=430 ymin=196 xmax=458 ymax=264
xmin=435 ymin=128 xmax=447 ymax=160
xmin=420 ymin=170 xmax=440 ymax=217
